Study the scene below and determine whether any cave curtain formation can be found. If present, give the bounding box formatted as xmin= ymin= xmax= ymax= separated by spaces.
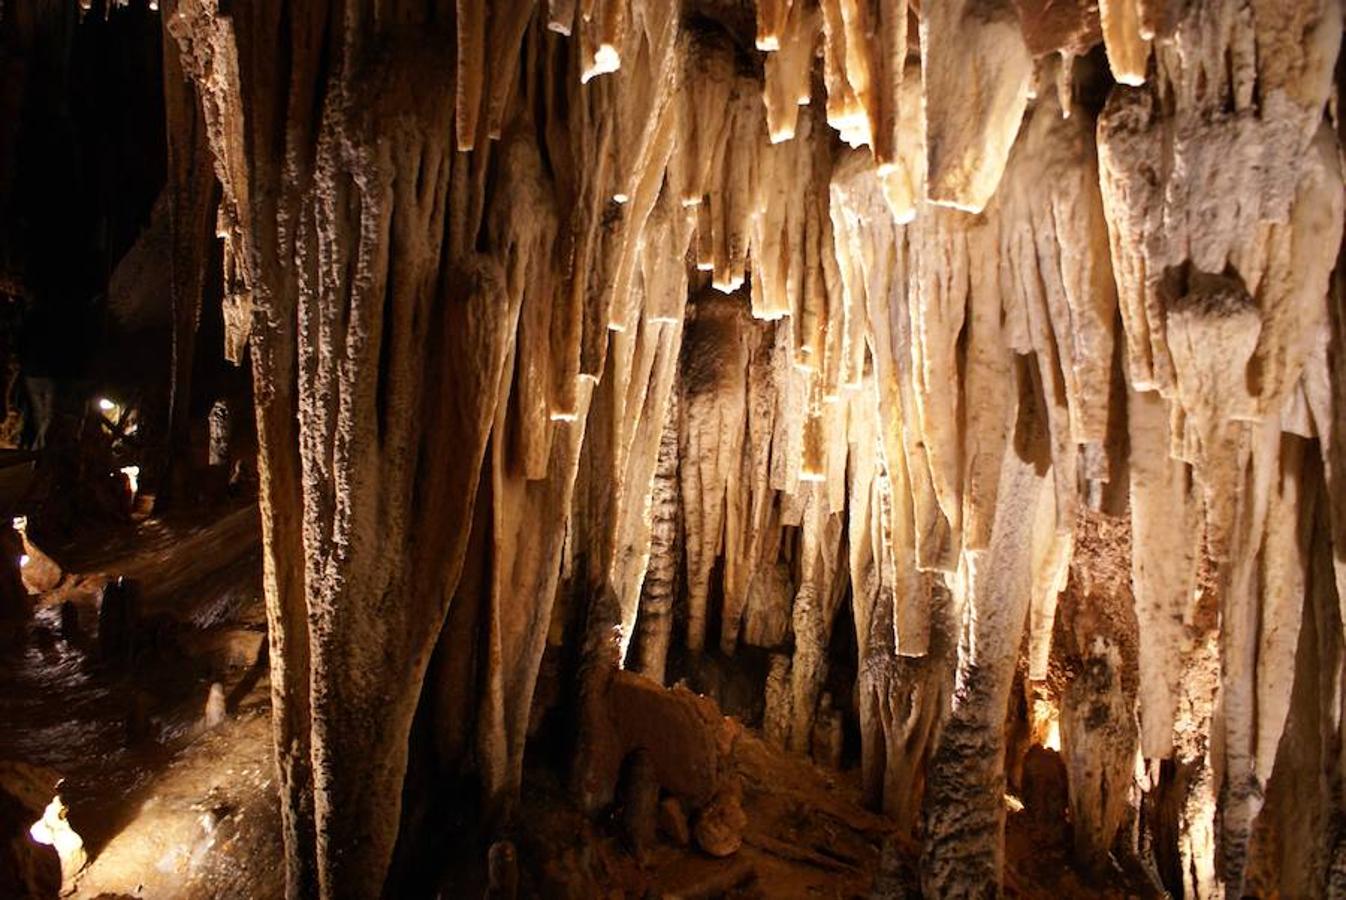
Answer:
xmin=161 ymin=0 xmax=1346 ymax=897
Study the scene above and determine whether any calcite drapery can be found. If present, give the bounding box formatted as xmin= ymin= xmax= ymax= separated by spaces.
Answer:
xmin=161 ymin=0 xmax=1346 ymax=896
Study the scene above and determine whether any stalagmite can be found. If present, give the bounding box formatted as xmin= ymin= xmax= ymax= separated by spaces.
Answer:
xmin=1055 ymin=512 xmax=1138 ymax=872
xmin=787 ymin=488 xmax=846 ymax=753
xmin=923 ymin=368 xmax=1049 ymax=897
xmin=634 ymin=387 xmax=681 ymax=683
xmin=763 ymin=651 xmax=792 ymax=748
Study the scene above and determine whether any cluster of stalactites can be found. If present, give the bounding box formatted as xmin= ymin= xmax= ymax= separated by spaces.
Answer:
xmin=1095 ymin=2 xmax=1345 ymax=894
xmin=754 ymin=0 xmax=1033 ymax=214
xmin=561 ymin=1 xmax=1346 ymax=893
xmin=669 ymin=0 xmax=1102 ymax=610
xmin=160 ymin=0 xmax=1346 ymax=893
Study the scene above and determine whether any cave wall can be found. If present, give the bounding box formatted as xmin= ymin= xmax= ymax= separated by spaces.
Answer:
xmin=151 ymin=0 xmax=1346 ymax=897
xmin=0 ymin=1 xmax=166 ymax=420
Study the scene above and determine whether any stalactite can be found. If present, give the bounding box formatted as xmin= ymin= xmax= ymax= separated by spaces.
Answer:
xmin=1127 ymin=385 xmax=1202 ymax=760
xmin=477 ymin=126 xmax=580 ymax=822
xmin=907 ymin=207 xmax=970 ymax=548
xmin=829 ymin=150 xmax=945 ymax=615
xmin=751 ymin=105 xmax=818 ymax=320
xmin=1312 ymin=248 xmax=1346 ymax=678
xmin=1098 ymin=0 xmax=1150 ymax=86
xmin=454 ymin=0 xmax=486 ymax=150
xmin=760 ymin=0 xmax=815 ymax=143
xmin=1254 ymin=435 xmax=1314 ymax=791
xmin=1089 ymin=8 xmax=1345 ymax=888
xmin=720 ymin=319 xmax=779 ymax=653
xmin=959 ymin=208 xmax=1012 ymax=553
xmin=602 ymin=310 xmax=686 ymax=656
xmin=1166 ymin=273 xmax=1260 ymax=562
xmin=164 ymin=0 xmax=254 ymax=363
xmin=166 ymin=1 xmax=323 ymax=893
xmin=481 ymin=375 xmax=594 ymax=820
xmin=999 ymin=85 xmax=1117 ymax=451
xmin=680 ymin=292 xmax=749 ymax=654
xmin=919 ymin=0 xmax=1032 ymax=212
xmin=295 ymin=49 xmax=508 ymax=894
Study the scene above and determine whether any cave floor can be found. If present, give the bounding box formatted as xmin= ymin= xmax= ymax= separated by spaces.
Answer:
xmin=0 ymin=501 xmax=278 ymax=898
xmin=1 ymin=501 xmax=1150 ymax=898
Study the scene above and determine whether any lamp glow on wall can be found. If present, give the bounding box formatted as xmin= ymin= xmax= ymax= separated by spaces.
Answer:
xmin=97 ymin=397 xmax=122 ymax=427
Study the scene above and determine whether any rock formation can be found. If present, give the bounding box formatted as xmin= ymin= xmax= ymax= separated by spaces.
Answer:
xmin=3 ymin=0 xmax=1345 ymax=897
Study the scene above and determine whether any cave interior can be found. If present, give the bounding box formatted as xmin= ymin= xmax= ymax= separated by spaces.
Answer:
xmin=2 ymin=0 xmax=1346 ymax=897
